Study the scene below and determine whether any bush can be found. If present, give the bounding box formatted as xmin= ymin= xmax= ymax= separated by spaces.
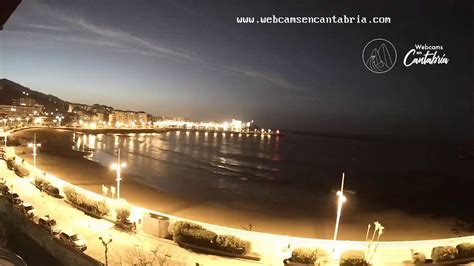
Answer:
xmin=171 ymin=221 xmax=253 ymax=255
xmin=177 ymin=227 xmax=217 ymax=248
xmin=63 ymin=186 xmax=109 ymax=216
xmin=170 ymin=221 xmax=217 ymax=248
xmin=45 ymin=185 xmax=60 ymax=196
xmin=34 ymin=177 xmax=59 ymax=195
xmin=291 ymin=248 xmax=316 ymax=263
xmin=34 ymin=177 xmax=45 ymax=188
xmin=431 ymin=246 xmax=458 ymax=262
xmin=215 ymin=235 xmax=251 ymax=255
xmin=170 ymin=221 xmax=204 ymax=236
xmin=89 ymin=200 xmax=109 ymax=216
xmin=116 ymin=207 xmax=131 ymax=222
xmin=340 ymin=250 xmax=367 ymax=266
xmin=456 ymin=243 xmax=474 ymax=259
xmin=14 ymin=164 xmax=29 ymax=177
xmin=411 ymin=252 xmax=426 ymax=264
xmin=75 ymin=193 xmax=87 ymax=206
xmin=63 ymin=186 xmax=78 ymax=202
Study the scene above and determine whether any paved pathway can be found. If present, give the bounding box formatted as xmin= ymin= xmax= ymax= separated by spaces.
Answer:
xmin=0 ymin=159 xmax=266 ymax=266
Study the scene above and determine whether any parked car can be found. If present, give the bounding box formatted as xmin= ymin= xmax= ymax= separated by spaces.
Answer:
xmin=18 ymin=202 xmax=36 ymax=218
xmin=0 ymin=182 xmax=9 ymax=195
xmin=38 ymin=216 xmax=61 ymax=237
xmin=59 ymin=231 xmax=87 ymax=252
xmin=6 ymin=192 xmax=21 ymax=205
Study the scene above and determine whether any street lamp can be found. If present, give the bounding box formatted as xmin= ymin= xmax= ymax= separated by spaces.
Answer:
xmin=110 ymin=148 xmax=126 ymax=200
xmin=2 ymin=132 xmax=9 ymax=147
xmin=333 ymin=172 xmax=347 ymax=242
xmin=27 ymin=133 xmax=41 ymax=170
xmin=99 ymin=236 xmax=112 ymax=266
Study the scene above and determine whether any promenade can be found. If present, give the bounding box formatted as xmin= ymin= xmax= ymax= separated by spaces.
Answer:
xmin=0 ymin=153 xmax=265 ymax=265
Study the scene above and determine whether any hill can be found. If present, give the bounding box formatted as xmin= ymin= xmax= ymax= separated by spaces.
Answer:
xmin=0 ymin=79 xmax=69 ymax=114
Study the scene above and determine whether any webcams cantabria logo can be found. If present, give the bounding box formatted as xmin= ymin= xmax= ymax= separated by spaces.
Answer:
xmin=362 ymin=38 xmax=397 ymax=74
xmin=362 ymin=39 xmax=449 ymax=73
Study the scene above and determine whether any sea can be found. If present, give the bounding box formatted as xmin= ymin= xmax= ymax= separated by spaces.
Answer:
xmin=73 ymin=130 xmax=473 ymax=214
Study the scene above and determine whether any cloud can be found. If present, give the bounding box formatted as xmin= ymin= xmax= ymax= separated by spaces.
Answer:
xmin=223 ymin=66 xmax=308 ymax=92
xmin=27 ymin=4 xmax=311 ymax=95
xmin=53 ymin=14 xmax=201 ymax=63
xmin=54 ymin=36 xmax=126 ymax=49
xmin=24 ymin=24 xmax=71 ymax=31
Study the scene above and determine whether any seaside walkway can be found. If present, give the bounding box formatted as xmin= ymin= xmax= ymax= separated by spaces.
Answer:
xmin=0 ymin=159 xmax=265 ymax=266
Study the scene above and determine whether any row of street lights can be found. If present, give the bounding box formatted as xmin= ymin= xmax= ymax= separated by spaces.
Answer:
xmin=4 ymin=131 xmax=126 ymax=201
xmin=1 ymin=131 xmax=41 ymax=169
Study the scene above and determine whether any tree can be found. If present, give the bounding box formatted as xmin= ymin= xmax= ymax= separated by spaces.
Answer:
xmin=116 ymin=207 xmax=131 ymax=223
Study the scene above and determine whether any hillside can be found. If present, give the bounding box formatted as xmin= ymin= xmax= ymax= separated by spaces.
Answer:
xmin=0 ymin=79 xmax=69 ymax=113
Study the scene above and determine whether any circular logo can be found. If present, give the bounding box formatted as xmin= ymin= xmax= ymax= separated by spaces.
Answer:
xmin=362 ymin=38 xmax=397 ymax=74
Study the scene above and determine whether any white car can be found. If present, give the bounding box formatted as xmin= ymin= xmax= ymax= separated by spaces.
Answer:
xmin=19 ymin=202 xmax=36 ymax=218
xmin=59 ymin=231 xmax=87 ymax=252
xmin=38 ymin=216 xmax=61 ymax=237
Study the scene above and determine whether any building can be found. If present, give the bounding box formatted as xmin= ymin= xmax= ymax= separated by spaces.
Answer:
xmin=108 ymin=110 xmax=148 ymax=127
xmin=95 ymin=112 xmax=106 ymax=122
xmin=18 ymin=97 xmax=36 ymax=106
xmin=135 ymin=111 xmax=148 ymax=124
xmin=0 ymin=104 xmax=44 ymax=117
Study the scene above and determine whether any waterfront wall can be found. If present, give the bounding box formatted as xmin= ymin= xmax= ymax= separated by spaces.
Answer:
xmin=0 ymin=199 xmax=102 ymax=266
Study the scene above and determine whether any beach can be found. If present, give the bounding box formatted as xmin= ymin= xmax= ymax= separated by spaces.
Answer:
xmin=9 ymin=128 xmax=472 ymax=241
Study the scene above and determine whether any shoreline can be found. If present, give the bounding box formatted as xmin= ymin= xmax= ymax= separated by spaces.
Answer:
xmin=9 ymin=128 xmax=472 ymax=241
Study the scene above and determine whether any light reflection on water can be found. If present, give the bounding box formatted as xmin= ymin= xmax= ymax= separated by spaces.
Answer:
xmin=72 ymin=130 xmax=291 ymax=201
xmin=70 ymin=130 xmax=471 ymax=206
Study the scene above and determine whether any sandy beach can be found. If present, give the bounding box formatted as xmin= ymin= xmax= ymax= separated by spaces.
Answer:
xmin=9 ymin=128 xmax=472 ymax=241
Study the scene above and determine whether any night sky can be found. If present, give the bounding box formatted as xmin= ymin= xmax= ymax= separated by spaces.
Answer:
xmin=0 ymin=0 xmax=472 ymax=139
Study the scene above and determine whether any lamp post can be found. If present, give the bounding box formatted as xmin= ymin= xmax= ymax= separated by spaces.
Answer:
xmin=333 ymin=172 xmax=347 ymax=241
xmin=27 ymin=133 xmax=41 ymax=170
xmin=99 ymin=236 xmax=112 ymax=266
xmin=2 ymin=132 xmax=9 ymax=147
xmin=110 ymin=149 xmax=126 ymax=200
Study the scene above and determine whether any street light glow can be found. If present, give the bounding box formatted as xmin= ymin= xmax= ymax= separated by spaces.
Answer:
xmin=27 ymin=133 xmax=42 ymax=170
xmin=333 ymin=173 xmax=346 ymax=242
xmin=1 ymin=131 xmax=10 ymax=147
xmin=110 ymin=149 xmax=126 ymax=200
